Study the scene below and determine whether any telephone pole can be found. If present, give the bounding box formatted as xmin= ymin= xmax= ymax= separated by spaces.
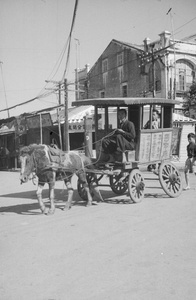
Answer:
xmin=63 ymin=79 xmax=69 ymax=151
xmin=0 ymin=61 xmax=10 ymax=118
xmin=151 ymin=44 xmax=156 ymax=98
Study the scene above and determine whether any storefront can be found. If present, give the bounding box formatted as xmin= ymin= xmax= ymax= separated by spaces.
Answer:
xmin=0 ymin=105 xmax=95 ymax=169
xmin=0 ymin=123 xmax=16 ymax=169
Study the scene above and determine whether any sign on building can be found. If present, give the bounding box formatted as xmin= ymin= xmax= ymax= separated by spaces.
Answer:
xmin=26 ymin=113 xmax=52 ymax=129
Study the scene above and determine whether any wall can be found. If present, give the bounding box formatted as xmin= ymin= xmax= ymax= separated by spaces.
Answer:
xmin=88 ymin=41 xmax=143 ymax=98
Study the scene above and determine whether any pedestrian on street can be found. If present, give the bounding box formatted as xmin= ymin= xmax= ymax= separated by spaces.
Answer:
xmin=184 ymin=132 xmax=196 ymax=190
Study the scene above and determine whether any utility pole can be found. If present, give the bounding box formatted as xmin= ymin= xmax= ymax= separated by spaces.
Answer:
xmin=57 ymin=82 xmax=62 ymax=149
xmin=63 ymin=79 xmax=69 ymax=151
xmin=0 ymin=61 xmax=10 ymax=118
xmin=139 ymin=43 xmax=166 ymax=98
xmin=75 ymin=38 xmax=80 ymax=100
xmin=151 ymin=44 xmax=156 ymax=98
xmin=45 ymin=79 xmax=63 ymax=149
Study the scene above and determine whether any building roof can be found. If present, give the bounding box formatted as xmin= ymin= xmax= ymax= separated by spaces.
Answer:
xmin=72 ymin=97 xmax=180 ymax=107
xmin=112 ymin=39 xmax=143 ymax=51
xmin=51 ymin=105 xmax=94 ymax=124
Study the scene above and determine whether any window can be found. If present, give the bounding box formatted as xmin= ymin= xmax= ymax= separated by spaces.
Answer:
xmin=118 ymin=66 xmax=123 ymax=82
xmin=103 ymin=73 xmax=107 ymax=87
xmin=102 ymin=59 xmax=108 ymax=73
xmin=117 ymin=52 xmax=123 ymax=66
xmin=100 ymin=91 xmax=105 ymax=98
xmin=121 ymin=84 xmax=127 ymax=97
xmin=176 ymin=60 xmax=194 ymax=91
xmin=179 ymin=70 xmax=185 ymax=91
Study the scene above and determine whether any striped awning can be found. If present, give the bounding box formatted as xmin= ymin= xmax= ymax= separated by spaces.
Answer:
xmin=173 ymin=113 xmax=196 ymax=122
xmin=51 ymin=105 xmax=94 ymax=125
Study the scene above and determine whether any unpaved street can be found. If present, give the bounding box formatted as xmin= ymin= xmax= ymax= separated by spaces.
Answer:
xmin=0 ymin=170 xmax=196 ymax=300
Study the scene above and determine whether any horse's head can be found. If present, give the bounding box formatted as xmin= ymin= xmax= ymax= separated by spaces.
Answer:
xmin=19 ymin=146 xmax=36 ymax=184
xmin=19 ymin=144 xmax=50 ymax=184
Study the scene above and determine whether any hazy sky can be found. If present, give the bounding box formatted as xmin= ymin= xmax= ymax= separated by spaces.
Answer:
xmin=0 ymin=0 xmax=196 ymax=118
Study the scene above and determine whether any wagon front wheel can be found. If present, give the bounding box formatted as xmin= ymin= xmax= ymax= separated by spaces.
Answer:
xmin=159 ymin=162 xmax=182 ymax=197
xmin=109 ymin=173 xmax=128 ymax=195
xmin=128 ymin=169 xmax=145 ymax=203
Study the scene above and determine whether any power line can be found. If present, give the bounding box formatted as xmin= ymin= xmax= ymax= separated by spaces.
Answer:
xmin=62 ymin=0 xmax=79 ymax=81
xmin=0 ymin=1 xmax=79 ymax=115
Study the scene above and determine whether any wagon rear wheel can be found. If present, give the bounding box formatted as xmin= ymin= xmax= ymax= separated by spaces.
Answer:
xmin=109 ymin=173 xmax=128 ymax=195
xmin=128 ymin=169 xmax=145 ymax=203
xmin=159 ymin=162 xmax=182 ymax=197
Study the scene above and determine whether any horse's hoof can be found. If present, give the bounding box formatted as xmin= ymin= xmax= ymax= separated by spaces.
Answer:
xmin=91 ymin=187 xmax=104 ymax=202
xmin=62 ymin=205 xmax=71 ymax=211
xmin=86 ymin=202 xmax=92 ymax=207
xmin=47 ymin=209 xmax=55 ymax=215
xmin=40 ymin=207 xmax=47 ymax=214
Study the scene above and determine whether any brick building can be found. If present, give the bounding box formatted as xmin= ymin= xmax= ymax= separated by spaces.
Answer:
xmin=76 ymin=31 xmax=196 ymax=113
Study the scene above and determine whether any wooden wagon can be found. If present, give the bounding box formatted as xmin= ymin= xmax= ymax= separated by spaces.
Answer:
xmin=72 ymin=97 xmax=183 ymax=203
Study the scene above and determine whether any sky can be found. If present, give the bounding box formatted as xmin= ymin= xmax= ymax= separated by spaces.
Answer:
xmin=0 ymin=0 xmax=196 ymax=119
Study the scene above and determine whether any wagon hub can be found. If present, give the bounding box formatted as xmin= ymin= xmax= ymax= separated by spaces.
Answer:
xmin=169 ymin=173 xmax=178 ymax=185
xmin=136 ymin=181 xmax=145 ymax=192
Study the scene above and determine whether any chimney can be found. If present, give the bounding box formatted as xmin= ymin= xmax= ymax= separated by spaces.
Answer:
xmin=159 ymin=31 xmax=171 ymax=48
xmin=143 ymin=38 xmax=151 ymax=52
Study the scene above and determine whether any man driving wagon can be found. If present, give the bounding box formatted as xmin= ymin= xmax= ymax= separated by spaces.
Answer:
xmin=101 ymin=108 xmax=136 ymax=163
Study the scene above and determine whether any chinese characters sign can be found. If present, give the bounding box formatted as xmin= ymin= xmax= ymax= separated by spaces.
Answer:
xmin=139 ymin=130 xmax=172 ymax=162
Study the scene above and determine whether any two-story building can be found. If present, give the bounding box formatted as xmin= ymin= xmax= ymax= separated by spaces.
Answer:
xmin=76 ymin=30 xmax=196 ymax=115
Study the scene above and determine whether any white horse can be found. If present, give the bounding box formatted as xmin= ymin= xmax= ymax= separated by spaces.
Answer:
xmin=19 ymin=144 xmax=102 ymax=215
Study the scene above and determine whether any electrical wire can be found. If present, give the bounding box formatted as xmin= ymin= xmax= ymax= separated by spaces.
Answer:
xmin=0 ymin=1 xmax=79 ymax=115
xmin=62 ymin=0 xmax=79 ymax=81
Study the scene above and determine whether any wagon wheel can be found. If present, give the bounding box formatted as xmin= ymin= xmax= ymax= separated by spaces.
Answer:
xmin=128 ymin=169 xmax=145 ymax=203
xmin=77 ymin=173 xmax=94 ymax=201
xmin=159 ymin=162 xmax=182 ymax=198
xmin=109 ymin=173 xmax=128 ymax=195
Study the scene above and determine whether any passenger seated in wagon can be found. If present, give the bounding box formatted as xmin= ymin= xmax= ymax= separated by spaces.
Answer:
xmin=101 ymin=109 xmax=136 ymax=162
xmin=143 ymin=109 xmax=160 ymax=129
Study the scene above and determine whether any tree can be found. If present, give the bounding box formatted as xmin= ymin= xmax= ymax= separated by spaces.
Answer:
xmin=183 ymin=81 xmax=196 ymax=118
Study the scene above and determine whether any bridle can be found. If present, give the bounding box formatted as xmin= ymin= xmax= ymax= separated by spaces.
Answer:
xmin=20 ymin=151 xmax=37 ymax=185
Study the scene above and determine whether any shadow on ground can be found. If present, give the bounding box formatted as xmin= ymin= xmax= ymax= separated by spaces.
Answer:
xmin=0 ymin=186 xmax=169 ymax=215
xmin=0 ymin=188 xmax=108 ymax=215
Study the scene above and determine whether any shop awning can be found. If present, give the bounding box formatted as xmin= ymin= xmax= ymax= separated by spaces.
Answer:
xmin=173 ymin=113 xmax=196 ymax=122
xmin=0 ymin=124 xmax=15 ymax=135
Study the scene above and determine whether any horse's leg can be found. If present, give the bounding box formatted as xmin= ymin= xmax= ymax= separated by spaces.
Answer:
xmin=78 ymin=172 xmax=93 ymax=207
xmin=47 ymin=171 xmax=56 ymax=215
xmin=36 ymin=183 xmax=47 ymax=214
xmin=63 ymin=178 xmax=74 ymax=211
xmin=90 ymin=179 xmax=104 ymax=202
xmin=84 ymin=182 xmax=93 ymax=206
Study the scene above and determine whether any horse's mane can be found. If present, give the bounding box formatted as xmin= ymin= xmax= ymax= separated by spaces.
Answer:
xmin=20 ymin=144 xmax=45 ymax=155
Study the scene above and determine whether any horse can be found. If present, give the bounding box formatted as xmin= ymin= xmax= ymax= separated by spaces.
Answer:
xmin=19 ymin=144 xmax=103 ymax=215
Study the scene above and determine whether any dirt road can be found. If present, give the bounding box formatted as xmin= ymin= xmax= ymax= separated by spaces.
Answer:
xmin=0 ymin=170 xmax=196 ymax=300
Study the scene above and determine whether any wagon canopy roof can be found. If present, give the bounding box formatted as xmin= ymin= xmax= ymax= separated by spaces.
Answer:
xmin=72 ymin=98 xmax=180 ymax=107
